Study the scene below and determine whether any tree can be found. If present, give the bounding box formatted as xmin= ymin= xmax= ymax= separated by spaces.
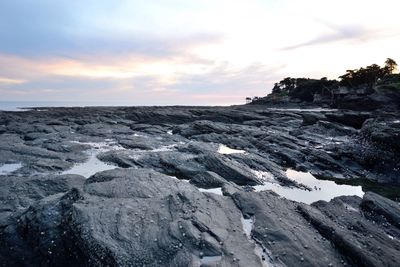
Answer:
xmin=339 ymin=63 xmax=387 ymax=88
xmin=272 ymin=83 xmax=282 ymax=94
xmin=384 ymin=58 xmax=398 ymax=74
xmin=339 ymin=69 xmax=356 ymax=87
xmin=287 ymin=78 xmax=338 ymax=102
xmin=270 ymin=77 xmax=338 ymax=102
xmin=280 ymin=77 xmax=296 ymax=91
xmin=364 ymin=64 xmax=385 ymax=87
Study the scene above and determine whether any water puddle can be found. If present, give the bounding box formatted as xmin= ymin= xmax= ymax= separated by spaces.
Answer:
xmin=62 ymin=141 xmax=122 ymax=178
xmin=198 ymin=187 xmax=223 ymax=196
xmin=168 ymin=175 xmax=190 ymax=183
xmin=133 ymin=133 xmax=147 ymax=137
xmin=251 ymin=170 xmax=275 ymax=183
xmin=218 ymin=144 xmax=246 ymax=154
xmin=127 ymin=144 xmax=179 ymax=158
xmin=200 ymin=255 xmax=222 ymax=265
xmin=241 ymin=216 xmax=273 ymax=267
xmin=241 ymin=217 xmax=254 ymax=239
xmin=0 ymin=163 xmax=23 ymax=175
xmin=62 ymin=151 xmax=117 ymax=178
xmin=151 ymin=144 xmax=178 ymax=152
xmin=254 ymin=243 xmax=273 ymax=267
xmin=69 ymin=141 xmax=122 ymax=150
xmin=344 ymin=204 xmax=359 ymax=212
xmin=253 ymin=169 xmax=364 ymax=204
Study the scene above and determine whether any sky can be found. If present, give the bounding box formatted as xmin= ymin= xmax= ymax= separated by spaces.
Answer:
xmin=0 ymin=0 xmax=399 ymax=106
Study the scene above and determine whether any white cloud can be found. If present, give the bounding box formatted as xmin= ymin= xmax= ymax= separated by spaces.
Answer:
xmin=0 ymin=0 xmax=399 ymax=104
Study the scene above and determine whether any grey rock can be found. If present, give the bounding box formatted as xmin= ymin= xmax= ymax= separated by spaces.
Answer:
xmin=0 ymin=174 xmax=85 ymax=227
xmin=229 ymin=190 xmax=348 ymax=267
xmin=361 ymin=191 xmax=400 ymax=228
xmin=325 ymin=112 xmax=370 ymax=129
xmin=1 ymin=169 xmax=266 ymax=266
xmin=301 ymin=112 xmax=326 ymax=126
xmin=0 ymin=104 xmax=399 ymax=266
xmin=189 ymin=171 xmax=226 ymax=188
xmin=299 ymin=194 xmax=400 ymax=267
xmin=0 ymin=189 xmax=85 ymax=266
xmin=201 ymin=154 xmax=260 ymax=186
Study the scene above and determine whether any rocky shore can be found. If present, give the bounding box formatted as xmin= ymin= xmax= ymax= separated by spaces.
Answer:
xmin=0 ymin=104 xmax=399 ymax=266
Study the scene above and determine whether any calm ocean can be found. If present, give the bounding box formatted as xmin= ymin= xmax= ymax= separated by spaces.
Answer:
xmin=0 ymin=101 xmax=136 ymax=111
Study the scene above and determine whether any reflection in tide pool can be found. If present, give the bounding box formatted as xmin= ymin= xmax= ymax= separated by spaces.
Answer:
xmin=254 ymin=169 xmax=364 ymax=204
xmin=198 ymin=187 xmax=223 ymax=196
xmin=241 ymin=216 xmax=273 ymax=267
xmin=62 ymin=141 xmax=122 ymax=178
xmin=0 ymin=163 xmax=22 ymax=175
xmin=241 ymin=217 xmax=254 ymax=238
xmin=200 ymin=255 xmax=222 ymax=265
xmin=218 ymin=144 xmax=246 ymax=154
xmin=62 ymin=150 xmax=117 ymax=178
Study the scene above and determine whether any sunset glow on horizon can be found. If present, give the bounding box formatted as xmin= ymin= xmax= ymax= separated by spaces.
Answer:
xmin=1 ymin=0 xmax=399 ymax=105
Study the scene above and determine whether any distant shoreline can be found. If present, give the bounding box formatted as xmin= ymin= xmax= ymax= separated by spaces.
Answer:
xmin=0 ymin=101 xmax=235 ymax=111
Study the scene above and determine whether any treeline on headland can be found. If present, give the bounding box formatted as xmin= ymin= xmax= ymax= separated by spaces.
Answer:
xmin=251 ymin=58 xmax=400 ymax=110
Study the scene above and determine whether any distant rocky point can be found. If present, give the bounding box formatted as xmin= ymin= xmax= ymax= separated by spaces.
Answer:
xmin=249 ymin=58 xmax=400 ymax=111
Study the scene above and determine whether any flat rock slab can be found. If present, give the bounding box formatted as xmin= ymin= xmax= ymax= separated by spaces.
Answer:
xmin=299 ymin=193 xmax=400 ymax=267
xmin=0 ymin=105 xmax=399 ymax=266
xmin=1 ymin=169 xmax=266 ymax=266
xmin=229 ymin=190 xmax=348 ymax=267
xmin=0 ymin=174 xmax=85 ymax=227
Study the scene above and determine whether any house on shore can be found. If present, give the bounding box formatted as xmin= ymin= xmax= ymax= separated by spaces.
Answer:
xmin=245 ymin=96 xmax=261 ymax=104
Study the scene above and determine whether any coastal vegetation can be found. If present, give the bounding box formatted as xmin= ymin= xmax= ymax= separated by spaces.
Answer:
xmin=256 ymin=58 xmax=399 ymax=104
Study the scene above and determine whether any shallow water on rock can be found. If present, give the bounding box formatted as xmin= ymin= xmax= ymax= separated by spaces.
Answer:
xmin=200 ymin=255 xmax=222 ymax=265
xmin=198 ymin=187 xmax=223 ymax=195
xmin=150 ymin=144 xmax=178 ymax=152
xmin=241 ymin=216 xmax=273 ymax=267
xmin=253 ymin=169 xmax=364 ymax=204
xmin=218 ymin=144 xmax=246 ymax=154
xmin=127 ymin=144 xmax=179 ymax=156
xmin=62 ymin=150 xmax=117 ymax=178
xmin=241 ymin=217 xmax=254 ymax=238
xmin=62 ymin=141 xmax=122 ymax=178
xmin=0 ymin=163 xmax=23 ymax=175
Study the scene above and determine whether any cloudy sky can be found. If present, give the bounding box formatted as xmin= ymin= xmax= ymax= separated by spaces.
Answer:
xmin=0 ymin=0 xmax=399 ymax=105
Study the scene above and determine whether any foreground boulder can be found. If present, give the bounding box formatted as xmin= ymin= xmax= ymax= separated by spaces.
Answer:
xmin=1 ymin=170 xmax=400 ymax=266
xmin=1 ymin=169 xmax=266 ymax=266
xmin=0 ymin=189 xmax=84 ymax=266
xmin=298 ymin=193 xmax=400 ymax=267
xmin=0 ymin=174 xmax=85 ymax=227
xmin=229 ymin=190 xmax=348 ymax=267
xmin=360 ymin=191 xmax=400 ymax=228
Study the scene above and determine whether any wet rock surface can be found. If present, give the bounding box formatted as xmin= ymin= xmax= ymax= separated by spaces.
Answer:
xmin=299 ymin=193 xmax=400 ymax=267
xmin=0 ymin=105 xmax=399 ymax=266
